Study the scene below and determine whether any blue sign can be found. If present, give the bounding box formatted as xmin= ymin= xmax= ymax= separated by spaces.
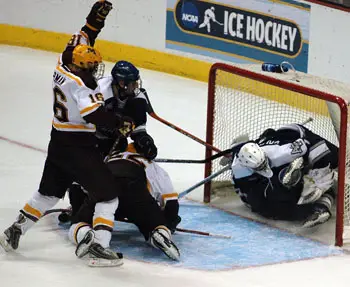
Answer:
xmin=166 ymin=0 xmax=311 ymax=72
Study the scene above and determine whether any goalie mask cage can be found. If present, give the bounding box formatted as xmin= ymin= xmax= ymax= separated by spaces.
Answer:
xmin=204 ymin=62 xmax=349 ymax=247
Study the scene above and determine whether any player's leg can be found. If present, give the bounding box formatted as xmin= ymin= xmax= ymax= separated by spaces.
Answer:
xmin=71 ymin=147 xmax=123 ymax=266
xmin=118 ymin=176 xmax=180 ymax=261
xmin=0 ymin=156 xmax=71 ymax=251
xmin=302 ymin=189 xmax=335 ymax=228
xmin=69 ymin=197 xmax=123 ymax=266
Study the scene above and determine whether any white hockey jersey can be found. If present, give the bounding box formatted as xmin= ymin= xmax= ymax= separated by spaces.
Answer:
xmin=52 ymin=31 xmax=104 ymax=132
xmin=108 ymin=148 xmax=178 ymax=207
xmin=231 ymin=138 xmax=308 ymax=180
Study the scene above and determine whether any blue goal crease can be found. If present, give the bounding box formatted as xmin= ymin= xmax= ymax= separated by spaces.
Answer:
xmin=58 ymin=200 xmax=344 ymax=271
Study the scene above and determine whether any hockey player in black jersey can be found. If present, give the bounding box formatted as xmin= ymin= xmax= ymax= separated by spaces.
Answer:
xmin=97 ymin=60 xmax=157 ymax=160
xmin=230 ymin=124 xmax=338 ymax=228
xmin=68 ymin=143 xmax=180 ymax=265
xmin=0 ymin=1 xmax=131 ymax=266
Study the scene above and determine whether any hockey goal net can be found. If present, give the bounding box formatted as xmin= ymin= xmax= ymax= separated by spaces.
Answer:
xmin=204 ymin=62 xmax=350 ymax=247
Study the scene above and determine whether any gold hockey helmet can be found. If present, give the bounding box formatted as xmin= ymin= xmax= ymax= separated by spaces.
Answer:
xmin=72 ymin=44 xmax=104 ymax=79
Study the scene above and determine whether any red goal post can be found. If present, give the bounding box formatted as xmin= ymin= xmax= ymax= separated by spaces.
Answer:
xmin=204 ymin=62 xmax=349 ymax=246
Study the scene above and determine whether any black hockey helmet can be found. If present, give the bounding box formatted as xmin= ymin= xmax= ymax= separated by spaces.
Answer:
xmin=111 ymin=60 xmax=140 ymax=86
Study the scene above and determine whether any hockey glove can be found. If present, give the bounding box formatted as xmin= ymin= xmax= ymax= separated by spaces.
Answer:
xmin=86 ymin=0 xmax=113 ymax=31
xmin=117 ymin=116 xmax=135 ymax=138
xmin=133 ymin=133 xmax=158 ymax=160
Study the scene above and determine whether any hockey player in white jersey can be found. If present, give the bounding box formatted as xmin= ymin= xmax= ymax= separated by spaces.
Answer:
xmin=68 ymin=143 xmax=180 ymax=266
xmin=0 ymin=1 xmax=134 ymax=266
xmin=230 ymin=124 xmax=338 ymax=228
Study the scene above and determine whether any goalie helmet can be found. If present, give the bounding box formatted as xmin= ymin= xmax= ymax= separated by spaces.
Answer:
xmin=111 ymin=60 xmax=141 ymax=96
xmin=72 ymin=44 xmax=104 ymax=79
xmin=237 ymin=143 xmax=273 ymax=178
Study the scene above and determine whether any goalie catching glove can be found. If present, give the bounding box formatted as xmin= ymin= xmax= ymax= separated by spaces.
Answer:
xmin=86 ymin=0 xmax=113 ymax=31
xmin=132 ymin=132 xmax=158 ymax=160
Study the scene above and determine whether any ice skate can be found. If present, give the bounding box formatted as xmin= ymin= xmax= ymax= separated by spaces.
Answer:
xmin=282 ymin=157 xmax=304 ymax=187
xmin=88 ymin=243 xmax=123 ymax=267
xmin=0 ymin=214 xmax=26 ymax=251
xmin=150 ymin=227 xmax=180 ymax=261
xmin=303 ymin=205 xmax=331 ymax=228
xmin=75 ymin=229 xmax=94 ymax=258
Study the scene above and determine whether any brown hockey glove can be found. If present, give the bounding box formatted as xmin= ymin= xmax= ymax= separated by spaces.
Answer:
xmin=117 ymin=116 xmax=135 ymax=138
xmin=86 ymin=0 xmax=113 ymax=31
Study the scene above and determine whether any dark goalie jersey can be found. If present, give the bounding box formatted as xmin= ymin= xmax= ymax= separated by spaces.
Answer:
xmin=231 ymin=124 xmax=338 ymax=219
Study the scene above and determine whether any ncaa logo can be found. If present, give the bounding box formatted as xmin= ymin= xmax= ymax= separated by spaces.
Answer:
xmin=181 ymin=2 xmax=199 ymax=29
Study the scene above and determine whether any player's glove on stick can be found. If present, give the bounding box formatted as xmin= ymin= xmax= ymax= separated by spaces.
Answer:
xmin=86 ymin=0 xmax=113 ymax=31
xmin=133 ymin=133 xmax=158 ymax=160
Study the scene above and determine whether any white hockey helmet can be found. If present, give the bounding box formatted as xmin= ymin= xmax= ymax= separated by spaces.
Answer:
xmin=237 ymin=143 xmax=273 ymax=178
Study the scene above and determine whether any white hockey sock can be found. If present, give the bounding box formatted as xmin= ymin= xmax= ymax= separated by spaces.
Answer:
xmin=20 ymin=191 xmax=60 ymax=234
xmin=93 ymin=229 xmax=112 ymax=248
xmin=68 ymin=223 xmax=92 ymax=245
xmin=92 ymin=197 xmax=119 ymax=248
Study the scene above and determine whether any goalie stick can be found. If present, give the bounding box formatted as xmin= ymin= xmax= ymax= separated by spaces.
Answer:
xmin=178 ymin=165 xmax=231 ymax=199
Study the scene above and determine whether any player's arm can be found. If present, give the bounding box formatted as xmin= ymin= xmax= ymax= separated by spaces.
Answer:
xmin=146 ymin=163 xmax=180 ymax=233
xmin=82 ymin=0 xmax=113 ymax=46
xmin=127 ymin=91 xmax=158 ymax=160
xmin=74 ymin=86 xmax=135 ymax=136
xmin=84 ymin=108 xmax=135 ymax=137
xmin=62 ymin=1 xmax=113 ymax=66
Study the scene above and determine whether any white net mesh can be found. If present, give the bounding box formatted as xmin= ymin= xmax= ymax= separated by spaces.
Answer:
xmin=207 ymin=63 xmax=350 ymax=244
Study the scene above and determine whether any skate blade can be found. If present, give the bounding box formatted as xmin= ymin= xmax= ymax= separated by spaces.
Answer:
xmin=152 ymin=235 xmax=180 ymax=261
xmin=303 ymin=213 xmax=331 ymax=228
xmin=0 ymin=235 xmax=12 ymax=252
xmin=88 ymin=257 xmax=124 ymax=267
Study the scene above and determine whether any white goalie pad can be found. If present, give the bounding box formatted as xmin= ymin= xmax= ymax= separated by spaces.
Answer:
xmin=298 ymin=164 xmax=336 ymax=205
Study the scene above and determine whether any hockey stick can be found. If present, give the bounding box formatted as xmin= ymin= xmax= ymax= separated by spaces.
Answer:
xmin=175 ymin=227 xmax=231 ymax=239
xmin=46 ymin=210 xmax=231 ymax=239
xmin=214 ymin=20 xmax=224 ymax=26
xmin=143 ymin=91 xmax=222 ymax=153
xmin=42 ymin=209 xmax=231 ymax=239
xmin=103 ymin=135 xmax=122 ymax=163
xmin=43 ymin=208 xmax=70 ymax=217
xmin=178 ymin=165 xmax=231 ymax=199
xmin=154 ymin=147 xmax=232 ymax=164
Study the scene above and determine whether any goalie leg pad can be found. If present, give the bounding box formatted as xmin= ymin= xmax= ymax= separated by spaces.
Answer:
xmin=298 ymin=165 xmax=335 ymax=205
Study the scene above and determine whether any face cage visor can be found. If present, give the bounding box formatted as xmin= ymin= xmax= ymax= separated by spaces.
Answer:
xmin=123 ymin=77 xmax=142 ymax=97
xmin=92 ymin=62 xmax=105 ymax=80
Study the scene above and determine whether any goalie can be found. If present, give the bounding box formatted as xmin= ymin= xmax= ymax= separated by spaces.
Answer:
xmin=229 ymin=123 xmax=338 ymax=228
